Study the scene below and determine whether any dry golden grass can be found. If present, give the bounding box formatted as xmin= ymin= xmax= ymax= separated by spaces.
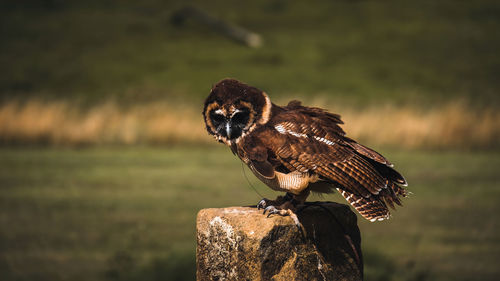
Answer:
xmin=340 ymin=102 xmax=500 ymax=149
xmin=0 ymin=100 xmax=211 ymax=145
xmin=0 ymin=99 xmax=498 ymax=148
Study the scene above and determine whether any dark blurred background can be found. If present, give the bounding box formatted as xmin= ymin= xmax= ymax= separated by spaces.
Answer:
xmin=0 ymin=1 xmax=499 ymax=280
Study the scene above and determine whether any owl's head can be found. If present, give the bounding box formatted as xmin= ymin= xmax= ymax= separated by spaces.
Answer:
xmin=203 ymin=78 xmax=272 ymax=145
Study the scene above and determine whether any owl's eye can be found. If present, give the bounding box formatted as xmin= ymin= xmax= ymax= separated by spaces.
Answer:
xmin=231 ymin=111 xmax=249 ymax=125
xmin=210 ymin=111 xmax=226 ymax=124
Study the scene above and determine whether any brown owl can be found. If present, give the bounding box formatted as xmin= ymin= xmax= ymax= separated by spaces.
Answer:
xmin=203 ymin=78 xmax=408 ymax=222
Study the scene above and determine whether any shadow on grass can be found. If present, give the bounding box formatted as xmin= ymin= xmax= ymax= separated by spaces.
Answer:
xmin=104 ymin=250 xmax=195 ymax=281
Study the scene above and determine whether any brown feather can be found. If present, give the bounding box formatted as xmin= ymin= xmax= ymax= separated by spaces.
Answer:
xmin=250 ymin=159 xmax=275 ymax=179
xmin=338 ymin=188 xmax=390 ymax=221
xmin=251 ymin=104 xmax=408 ymax=220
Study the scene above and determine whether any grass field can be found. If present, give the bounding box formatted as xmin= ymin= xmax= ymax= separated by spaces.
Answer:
xmin=0 ymin=146 xmax=499 ymax=281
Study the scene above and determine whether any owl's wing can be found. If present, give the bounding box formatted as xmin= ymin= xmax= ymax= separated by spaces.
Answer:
xmin=258 ymin=108 xmax=406 ymax=221
xmin=270 ymin=119 xmax=387 ymax=197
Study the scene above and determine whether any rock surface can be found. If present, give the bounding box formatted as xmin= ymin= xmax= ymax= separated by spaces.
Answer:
xmin=196 ymin=202 xmax=363 ymax=281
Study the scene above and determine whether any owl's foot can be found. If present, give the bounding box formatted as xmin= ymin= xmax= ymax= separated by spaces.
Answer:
xmin=257 ymin=193 xmax=293 ymax=210
xmin=256 ymin=193 xmax=307 ymax=236
xmin=263 ymin=204 xmax=304 ymax=237
xmin=264 ymin=205 xmax=300 ymax=226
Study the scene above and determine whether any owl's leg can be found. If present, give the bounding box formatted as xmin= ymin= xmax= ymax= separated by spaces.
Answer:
xmin=261 ymin=190 xmax=310 ymax=214
xmin=290 ymin=189 xmax=310 ymax=206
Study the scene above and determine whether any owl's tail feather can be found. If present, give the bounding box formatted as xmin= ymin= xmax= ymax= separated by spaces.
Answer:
xmin=337 ymin=188 xmax=390 ymax=222
xmin=392 ymin=182 xmax=409 ymax=197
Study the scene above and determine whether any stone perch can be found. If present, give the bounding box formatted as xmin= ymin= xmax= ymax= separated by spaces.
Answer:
xmin=196 ymin=202 xmax=363 ymax=281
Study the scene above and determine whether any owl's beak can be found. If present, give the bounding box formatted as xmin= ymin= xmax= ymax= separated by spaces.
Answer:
xmin=225 ymin=122 xmax=232 ymax=139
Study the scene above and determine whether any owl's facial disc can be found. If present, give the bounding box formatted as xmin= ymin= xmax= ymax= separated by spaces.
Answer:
xmin=209 ymin=107 xmax=251 ymax=141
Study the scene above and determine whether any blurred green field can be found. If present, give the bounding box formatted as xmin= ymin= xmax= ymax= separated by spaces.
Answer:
xmin=1 ymin=0 xmax=499 ymax=106
xmin=0 ymin=146 xmax=499 ymax=281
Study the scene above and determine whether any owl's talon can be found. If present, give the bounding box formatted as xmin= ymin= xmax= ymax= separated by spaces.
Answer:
xmin=263 ymin=205 xmax=275 ymax=215
xmin=257 ymin=193 xmax=293 ymax=211
xmin=257 ymin=199 xmax=268 ymax=210
xmin=264 ymin=206 xmax=280 ymax=217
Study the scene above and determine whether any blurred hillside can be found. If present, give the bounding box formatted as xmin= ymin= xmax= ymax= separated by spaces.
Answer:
xmin=1 ymin=0 xmax=499 ymax=106
xmin=1 ymin=0 xmax=500 ymax=148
